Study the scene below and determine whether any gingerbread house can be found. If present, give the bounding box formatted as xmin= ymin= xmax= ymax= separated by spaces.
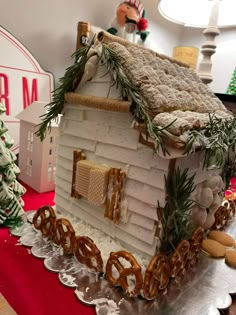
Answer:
xmin=46 ymin=31 xmax=233 ymax=259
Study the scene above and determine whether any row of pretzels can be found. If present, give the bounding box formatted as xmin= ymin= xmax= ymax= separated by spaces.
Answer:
xmin=32 ymin=205 xmax=204 ymax=300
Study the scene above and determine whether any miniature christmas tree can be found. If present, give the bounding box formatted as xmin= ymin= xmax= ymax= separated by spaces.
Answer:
xmin=226 ymin=67 xmax=236 ymax=95
xmin=0 ymin=103 xmax=26 ymax=227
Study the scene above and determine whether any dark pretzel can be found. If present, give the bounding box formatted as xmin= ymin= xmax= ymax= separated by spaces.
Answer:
xmin=105 ymin=250 xmax=143 ymax=297
xmin=52 ymin=218 xmax=76 ymax=254
xmin=143 ymin=254 xmax=170 ymax=300
xmin=41 ymin=217 xmax=57 ymax=237
xmin=74 ymin=236 xmax=103 ymax=272
xmin=188 ymin=227 xmax=204 ymax=260
xmin=169 ymin=240 xmax=190 ymax=278
xmin=33 ymin=206 xmax=56 ymax=235
xmin=213 ymin=206 xmax=227 ymax=230
xmin=228 ymin=200 xmax=236 ymax=218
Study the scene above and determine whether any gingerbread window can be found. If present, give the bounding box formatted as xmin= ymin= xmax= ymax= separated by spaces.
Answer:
xmin=71 ymin=150 xmax=126 ymax=224
xmin=75 ymin=160 xmax=110 ymax=206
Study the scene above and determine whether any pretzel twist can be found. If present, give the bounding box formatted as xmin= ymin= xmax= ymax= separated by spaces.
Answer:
xmin=108 ymin=168 xmax=120 ymax=221
xmin=52 ymin=218 xmax=76 ymax=254
xmin=74 ymin=236 xmax=103 ymax=272
xmin=228 ymin=200 xmax=236 ymax=218
xmin=106 ymin=250 xmax=143 ymax=297
xmin=212 ymin=205 xmax=227 ymax=230
xmin=112 ymin=169 xmax=120 ymax=221
xmin=33 ymin=206 xmax=56 ymax=237
xmin=105 ymin=169 xmax=126 ymax=224
xmin=41 ymin=217 xmax=57 ymax=237
xmin=188 ymin=227 xmax=204 ymax=260
xmin=115 ymin=171 xmax=126 ymax=224
xmin=143 ymin=254 xmax=170 ymax=300
xmin=169 ymin=240 xmax=190 ymax=278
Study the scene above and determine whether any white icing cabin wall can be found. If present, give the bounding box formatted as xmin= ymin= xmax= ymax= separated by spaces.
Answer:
xmin=56 ymin=104 xmax=163 ymax=256
xmin=56 ymin=100 xmax=220 ymax=257
xmin=55 ymin=56 xmax=221 ymax=258
xmin=54 ymin=54 xmax=225 ymax=257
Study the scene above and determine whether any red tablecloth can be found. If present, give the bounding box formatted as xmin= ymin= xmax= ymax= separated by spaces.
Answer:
xmin=0 ymin=226 xmax=96 ymax=315
xmin=0 ymin=182 xmax=95 ymax=315
xmin=2 ymin=184 xmax=236 ymax=314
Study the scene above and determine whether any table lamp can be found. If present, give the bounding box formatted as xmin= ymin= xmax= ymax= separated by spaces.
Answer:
xmin=158 ymin=0 xmax=236 ymax=84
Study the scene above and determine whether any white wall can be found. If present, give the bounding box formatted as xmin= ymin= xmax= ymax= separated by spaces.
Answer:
xmin=0 ymin=0 xmax=181 ymax=85
xmin=144 ymin=2 xmax=182 ymax=55
xmin=0 ymin=0 xmax=235 ymax=92
xmin=181 ymin=26 xmax=236 ymax=93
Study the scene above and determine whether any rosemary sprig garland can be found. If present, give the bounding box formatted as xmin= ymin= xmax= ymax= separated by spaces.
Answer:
xmin=36 ymin=42 xmax=174 ymax=154
xmin=100 ymin=44 xmax=173 ymax=155
xmin=160 ymin=167 xmax=196 ymax=254
xmin=35 ymin=40 xmax=235 ymax=166
xmin=35 ymin=45 xmax=92 ymax=141
xmin=184 ymin=113 xmax=236 ymax=169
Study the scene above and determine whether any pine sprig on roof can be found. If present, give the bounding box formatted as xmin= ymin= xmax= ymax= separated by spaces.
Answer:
xmin=184 ymin=113 xmax=236 ymax=169
xmin=35 ymin=41 xmax=235 ymax=164
xmin=36 ymin=42 xmax=175 ymax=154
xmin=35 ymin=45 xmax=93 ymax=141
xmin=100 ymin=44 xmax=174 ymax=155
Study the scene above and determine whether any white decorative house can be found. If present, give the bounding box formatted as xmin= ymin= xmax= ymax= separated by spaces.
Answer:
xmin=51 ymin=31 xmax=232 ymax=258
xmin=17 ymin=102 xmax=59 ymax=193
xmin=0 ymin=26 xmax=53 ymax=155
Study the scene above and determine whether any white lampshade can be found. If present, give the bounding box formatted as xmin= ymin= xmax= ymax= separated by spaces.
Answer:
xmin=158 ymin=0 xmax=236 ymax=28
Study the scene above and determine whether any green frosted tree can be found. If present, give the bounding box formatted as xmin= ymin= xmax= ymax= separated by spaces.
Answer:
xmin=0 ymin=103 xmax=26 ymax=227
xmin=226 ymin=67 xmax=236 ymax=95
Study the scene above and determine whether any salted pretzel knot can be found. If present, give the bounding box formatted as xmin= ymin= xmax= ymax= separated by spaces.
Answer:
xmin=74 ymin=236 xmax=103 ymax=272
xmin=169 ymin=240 xmax=190 ymax=278
xmin=52 ymin=218 xmax=76 ymax=254
xmin=33 ymin=206 xmax=56 ymax=237
xmin=188 ymin=227 xmax=204 ymax=260
xmin=105 ymin=250 xmax=143 ymax=297
xmin=143 ymin=254 xmax=170 ymax=300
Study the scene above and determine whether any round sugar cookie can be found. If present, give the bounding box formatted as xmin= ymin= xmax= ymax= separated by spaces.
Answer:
xmin=208 ymin=230 xmax=235 ymax=247
xmin=201 ymin=239 xmax=226 ymax=258
xmin=225 ymin=250 xmax=236 ymax=269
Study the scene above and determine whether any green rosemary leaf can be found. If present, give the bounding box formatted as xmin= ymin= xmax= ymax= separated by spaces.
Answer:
xmin=160 ymin=166 xmax=196 ymax=254
xmin=100 ymin=44 xmax=176 ymax=155
xmin=184 ymin=113 xmax=236 ymax=169
xmin=35 ymin=44 xmax=93 ymax=141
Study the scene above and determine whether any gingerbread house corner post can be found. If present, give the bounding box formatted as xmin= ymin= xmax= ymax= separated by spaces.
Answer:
xmin=76 ymin=21 xmax=91 ymax=51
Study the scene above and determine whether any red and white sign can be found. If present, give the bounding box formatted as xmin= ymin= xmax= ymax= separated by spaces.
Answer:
xmin=0 ymin=27 xmax=53 ymax=153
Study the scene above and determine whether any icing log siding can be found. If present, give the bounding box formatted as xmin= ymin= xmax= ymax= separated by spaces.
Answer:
xmin=56 ymin=105 xmax=165 ymax=256
xmin=55 ymin=189 xmax=159 ymax=256
xmin=55 ymin=104 xmax=213 ymax=257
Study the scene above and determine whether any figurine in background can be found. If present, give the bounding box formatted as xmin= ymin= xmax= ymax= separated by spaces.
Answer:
xmin=107 ymin=0 xmax=149 ymax=44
